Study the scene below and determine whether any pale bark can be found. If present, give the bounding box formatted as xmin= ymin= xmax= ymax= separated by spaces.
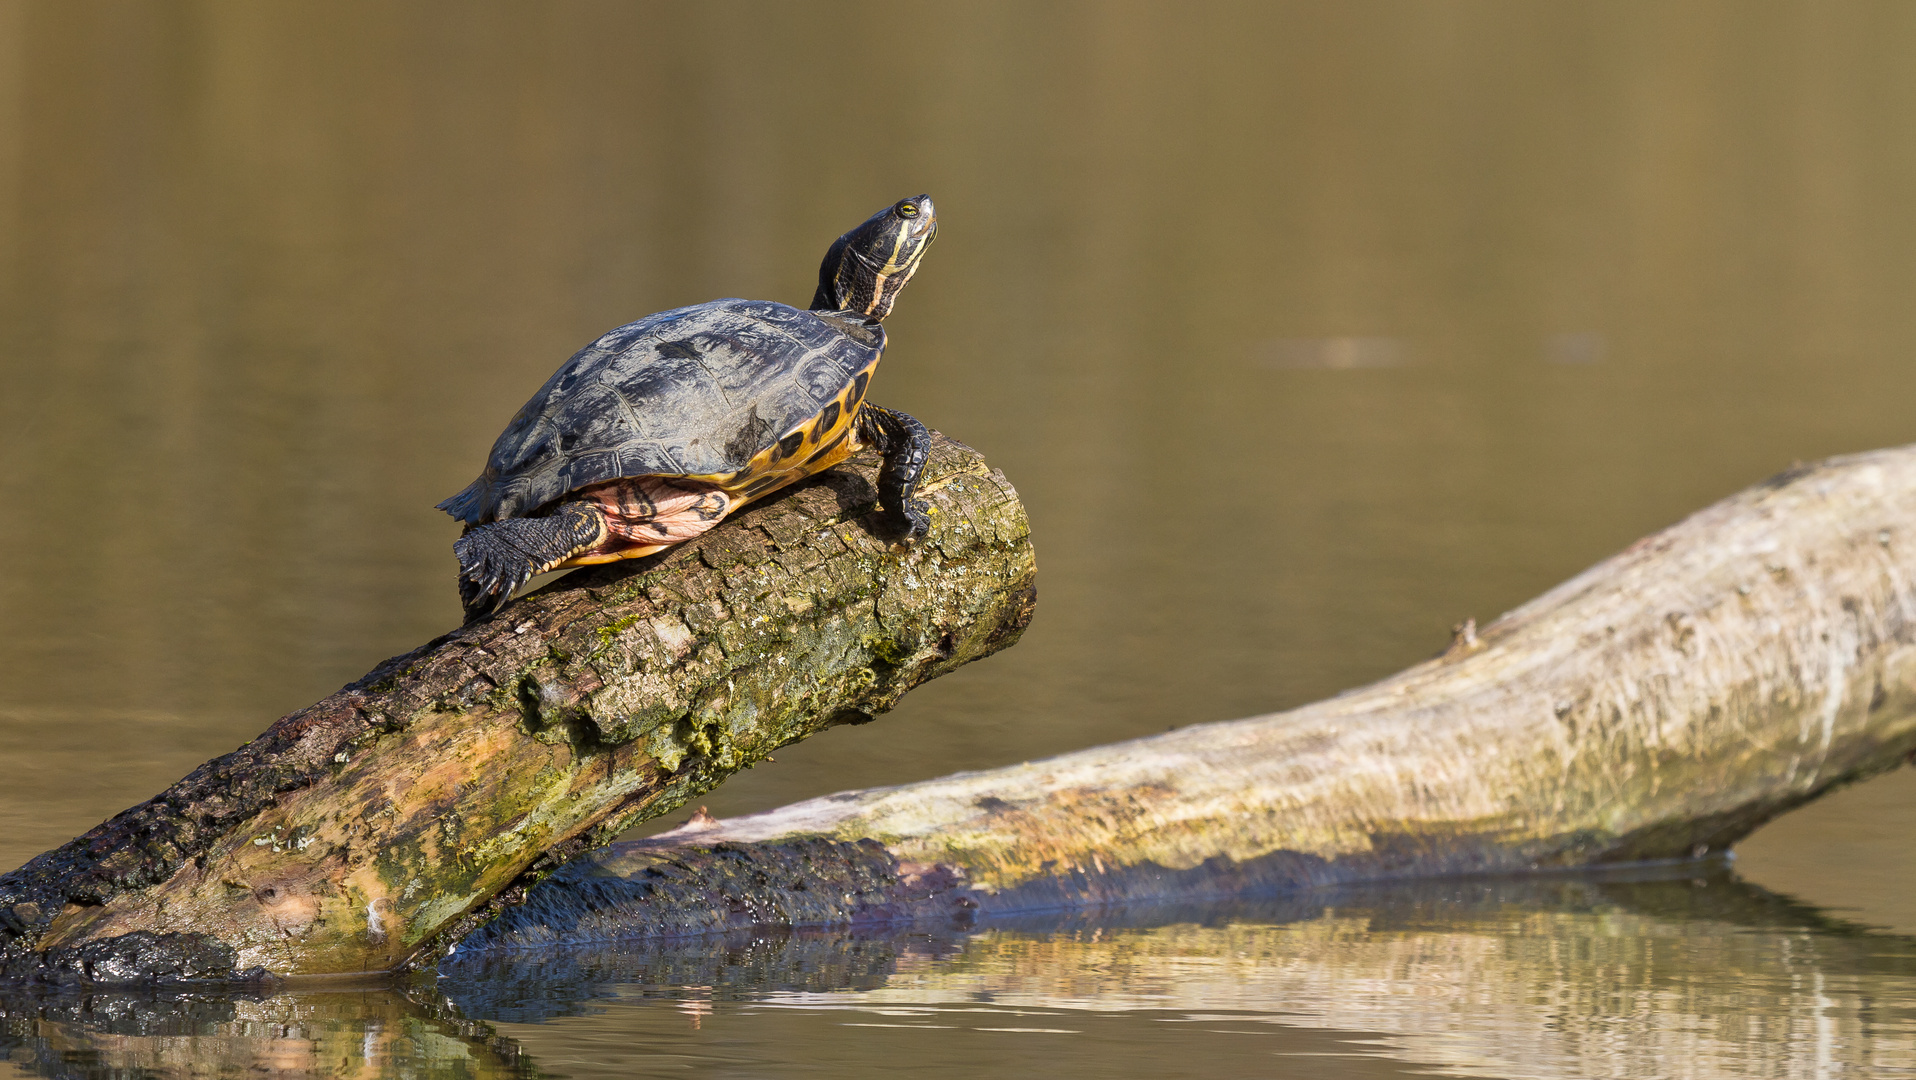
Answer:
xmin=0 ymin=434 xmax=1035 ymax=984
xmin=471 ymin=444 xmax=1916 ymax=948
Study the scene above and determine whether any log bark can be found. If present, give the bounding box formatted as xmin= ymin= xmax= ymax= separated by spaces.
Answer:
xmin=0 ymin=433 xmax=1036 ymax=984
xmin=469 ymin=444 xmax=1916 ymax=949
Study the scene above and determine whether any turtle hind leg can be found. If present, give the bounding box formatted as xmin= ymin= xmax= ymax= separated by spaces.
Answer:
xmin=856 ymin=403 xmax=932 ymax=543
xmin=454 ymin=499 xmax=609 ymax=623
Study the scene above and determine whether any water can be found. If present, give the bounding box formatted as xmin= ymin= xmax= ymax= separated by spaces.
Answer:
xmin=4 ymin=1 xmax=1916 ymax=1074
xmin=6 ymin=869 xmax=1915 ymax=1079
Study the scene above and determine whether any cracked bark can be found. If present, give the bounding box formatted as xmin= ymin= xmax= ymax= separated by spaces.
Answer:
xmin=470 ymin=444 xmax=1916 ymax=948
xmin=0 ymin=433 xmax=1035 ymax=984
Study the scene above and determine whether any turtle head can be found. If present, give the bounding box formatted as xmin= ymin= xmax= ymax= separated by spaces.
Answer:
xmin=810 ymin=194 xmax=937 ymax=322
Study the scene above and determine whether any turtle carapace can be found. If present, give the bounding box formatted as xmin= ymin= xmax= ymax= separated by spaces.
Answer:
xmin=437 ymin=195 xmax=938 ymax=622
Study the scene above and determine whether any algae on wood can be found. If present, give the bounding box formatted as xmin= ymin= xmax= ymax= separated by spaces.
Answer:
xmin=0 ymin=433 xmax=1035 ymax=984
xmin=474 ymin=444 xmax=1916 ymax=947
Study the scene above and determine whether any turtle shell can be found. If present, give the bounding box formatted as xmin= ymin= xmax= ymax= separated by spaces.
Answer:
xmin=438 ymin=299 xmax=884 ymax=526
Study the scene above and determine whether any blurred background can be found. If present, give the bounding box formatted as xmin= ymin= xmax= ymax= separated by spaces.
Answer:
xmin=4 ymin=2 xmax=1916 ymax=1075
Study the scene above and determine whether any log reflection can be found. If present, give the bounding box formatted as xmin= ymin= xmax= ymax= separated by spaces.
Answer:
xmin=3 ymin=868 xmax=1912 ymax=1078
xmin=0 ymin=988 xmax=534 ymax=1079
xmin=444 ymin=866 xmax=1916 ymax=1080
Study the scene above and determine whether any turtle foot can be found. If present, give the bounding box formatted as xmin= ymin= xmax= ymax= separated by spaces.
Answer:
xmin=454 ymin=501 xmax=607 ymax=623
xmin=858 ymin=402 xmax=932 ymax=548
xmin=886 ymin=499 xmax=931 ymax=547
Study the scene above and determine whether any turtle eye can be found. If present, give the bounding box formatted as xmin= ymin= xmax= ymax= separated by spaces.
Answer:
xmin=896 ymin=202 xmax=918 ymax=218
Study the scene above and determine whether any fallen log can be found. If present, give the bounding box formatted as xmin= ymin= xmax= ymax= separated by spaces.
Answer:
xmin=0 ymin=433 xmax=1036 ymax=984
xmin=469 ymin=444 xmax=1916 ymax=949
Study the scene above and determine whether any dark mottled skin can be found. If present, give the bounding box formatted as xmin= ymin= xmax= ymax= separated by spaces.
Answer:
xmin=439 ymin=302 xmax=883 ymax=526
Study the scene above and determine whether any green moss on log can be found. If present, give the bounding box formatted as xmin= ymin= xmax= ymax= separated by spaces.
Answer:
xmin=0 ymin=434 xmax=1034 ymax=984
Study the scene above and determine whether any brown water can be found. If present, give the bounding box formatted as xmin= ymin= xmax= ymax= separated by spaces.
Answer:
xmin=4 ymin=1 xmax=1916 ymax=1075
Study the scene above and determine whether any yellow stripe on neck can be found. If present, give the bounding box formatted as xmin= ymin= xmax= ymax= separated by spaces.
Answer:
xmin=861 ymin=222 xmax=918 ymax=316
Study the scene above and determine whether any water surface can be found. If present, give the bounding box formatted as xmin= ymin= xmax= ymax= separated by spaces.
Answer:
xmin=6 ymin=869 xmax=1914 ymax=1079
xmin=4 ymin=1 xmax=1916 ymax=1074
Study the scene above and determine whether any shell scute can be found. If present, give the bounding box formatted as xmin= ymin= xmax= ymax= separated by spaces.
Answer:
xmin=797 ymin=355 xmax=856 ymax=400
xmin=557 ymin=449 xmax=621 ymax=495
xmin=440 ymin=299 xmax=882 ymax=524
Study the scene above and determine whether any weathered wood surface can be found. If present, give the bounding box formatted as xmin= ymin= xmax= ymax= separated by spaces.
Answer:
xmin=469 ymin=445 xmax=1916 ymax=949
xmin=0 ymin=434 xmax=1035 ymax=984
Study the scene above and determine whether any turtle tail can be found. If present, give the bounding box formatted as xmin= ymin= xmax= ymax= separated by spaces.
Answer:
xmin=436 ymin=479 xmax=487 ymax=523
xmin=454 ymin=500 xmax=608 ymax=623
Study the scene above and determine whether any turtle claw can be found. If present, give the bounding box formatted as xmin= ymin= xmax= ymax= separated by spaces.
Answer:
xmin=453 ymin=501 xmax=608 ymax=623
xmin=891 ymin=499 xmax=931 ymax=546
xmin=454 ymin=534 xmax=536 ymax=623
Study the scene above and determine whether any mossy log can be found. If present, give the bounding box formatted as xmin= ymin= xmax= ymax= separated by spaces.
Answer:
xmin=0 ymin=433 xmax=1036 ymax=985
xmin=471 ymin=444 xmax=1916 ymax=949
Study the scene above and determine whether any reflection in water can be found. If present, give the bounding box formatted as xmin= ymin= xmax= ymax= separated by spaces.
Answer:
xmin=7 ymin=2 xmax=1916 ymax=1076
xmin=8 ymin=868 xmax=1910 ymax=1079
xmin=0 ymin=988 xmax=536 ymax=1079
xmin=1544 ymin=331 xmax=1606 ymax=365
xmin=1253 ymin=336 xmax=1409 ymax=370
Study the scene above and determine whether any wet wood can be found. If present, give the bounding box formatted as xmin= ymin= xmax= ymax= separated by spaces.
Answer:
xmin=474 ymin=444 xmax=1916 ymax=947
xmin=0 ymin=433 xmax=1036 ymax=984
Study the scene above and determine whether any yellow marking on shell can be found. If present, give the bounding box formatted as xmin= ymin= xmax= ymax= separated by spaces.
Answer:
xmin=718 ymin=362 xmax=872 ymax=497
xmin=558 ymin=544 xmax=671 ymax=567
xmin=550 ymin=359 xmax=875 ymax=569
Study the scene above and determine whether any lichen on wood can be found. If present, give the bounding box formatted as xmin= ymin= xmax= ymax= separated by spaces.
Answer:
xmin=484 ymin=444 xmax=1916 ymax=945
xmin=0 ymin=433 xmax=1035 ymax=984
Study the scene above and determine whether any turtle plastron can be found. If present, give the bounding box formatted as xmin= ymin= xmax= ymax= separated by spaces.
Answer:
xmin=557 ymin=477 xmax=736 ymax=567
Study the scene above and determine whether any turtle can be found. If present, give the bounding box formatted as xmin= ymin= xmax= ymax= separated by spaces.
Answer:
xmin=437 ymin=194 xmax=939 ymax=623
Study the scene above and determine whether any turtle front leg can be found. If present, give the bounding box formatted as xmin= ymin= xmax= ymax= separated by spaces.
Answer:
xmin=856 ymin=403 xmax=932 ymax=543
xmin=454 ymin=498 xmax=609 ymax=623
